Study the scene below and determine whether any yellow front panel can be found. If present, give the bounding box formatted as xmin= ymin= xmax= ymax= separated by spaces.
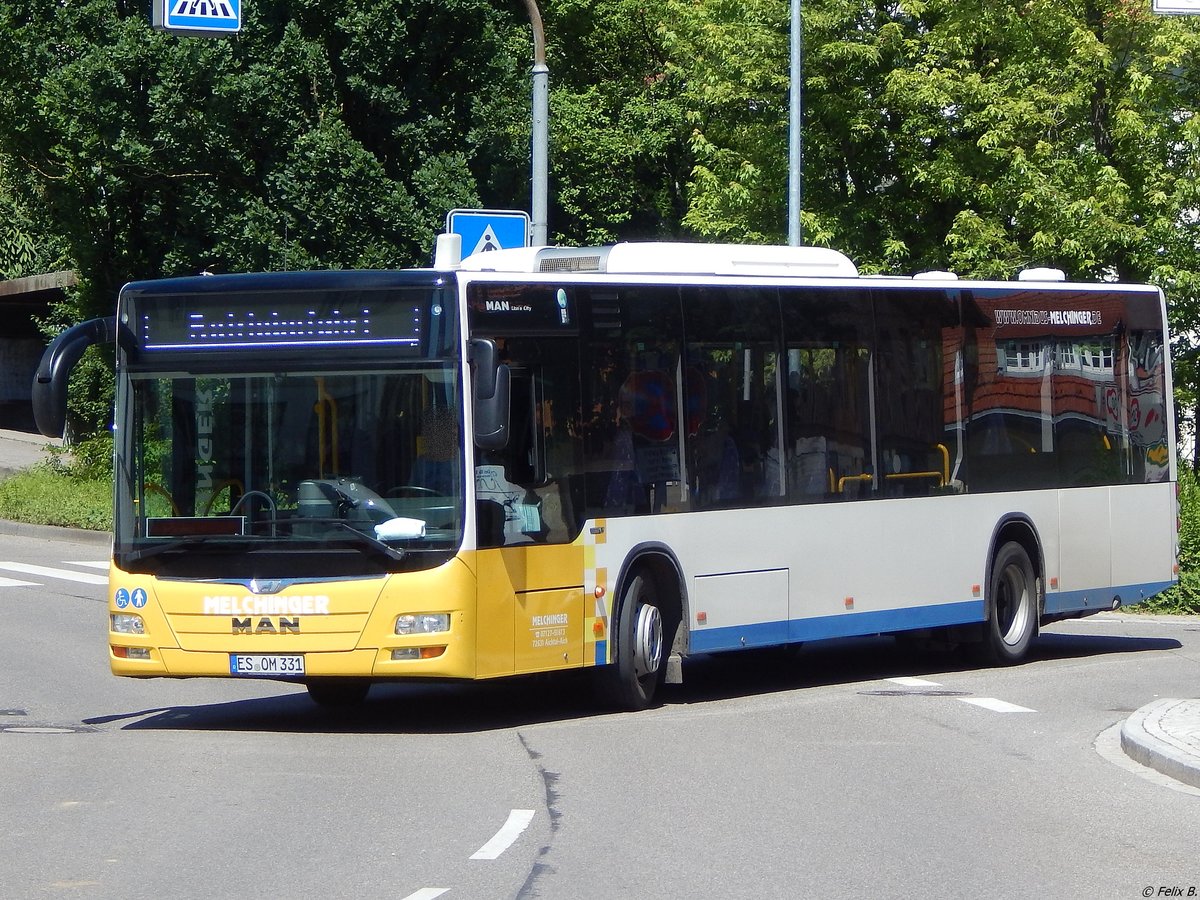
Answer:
xmin=515 ymin=588 xmax=584 ymax=674
xmin=109 ymin=558 xmax=480 ymax=680
xmin=472 ymin=543 xmax=586 ymax=678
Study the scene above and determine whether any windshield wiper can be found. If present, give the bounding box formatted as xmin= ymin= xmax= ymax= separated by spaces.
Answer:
xmin=124 ymin=518 xmax=406 ymax=563
xmin=297 ymin=518 xmax=407 ymax=561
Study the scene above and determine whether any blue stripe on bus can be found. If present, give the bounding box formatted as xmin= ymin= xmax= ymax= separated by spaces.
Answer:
xmin=1043 ymin=580 xmax=1176 ymax=615
xmin=689 ymin=600 xmax=985 ymax=654
xmin=594 ymin=639 xmax=608 ymax=666
xmin=686 ymin=577 xmax=1177 ymax=655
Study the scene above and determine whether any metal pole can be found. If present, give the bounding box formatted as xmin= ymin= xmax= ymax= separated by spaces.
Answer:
xmin=523 ymin=0 xmax=549 ymax=246
xmin=787 ymin=0 xmax=803 ymax=246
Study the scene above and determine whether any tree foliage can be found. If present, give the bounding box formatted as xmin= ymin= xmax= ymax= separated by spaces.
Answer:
xmin=542 ymin=0 xmax=691 ymax=243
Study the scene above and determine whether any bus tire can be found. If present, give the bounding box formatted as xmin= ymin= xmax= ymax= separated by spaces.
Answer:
xmin=595 ymin=570 xmax=668 ymax=711
xmin=306 ymin=679 xmax=371 ymax=708
xmin=980 ymin=541 xmax=1037 ymax=665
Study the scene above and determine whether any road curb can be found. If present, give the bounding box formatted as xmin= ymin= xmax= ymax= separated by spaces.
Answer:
xmin=1121 ymin=698 xmax=1200 ymax=790
xmin=0 ymin=518 xmax=111 ymax=547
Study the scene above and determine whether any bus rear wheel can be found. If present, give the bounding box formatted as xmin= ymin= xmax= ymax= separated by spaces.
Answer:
xmin=306 ymin=679 xmax=371 ymax=708
xmin=981 ymin=541 xmax=1037 ymax=665
xmin=595 ymin=571 xmax=668 ymax=711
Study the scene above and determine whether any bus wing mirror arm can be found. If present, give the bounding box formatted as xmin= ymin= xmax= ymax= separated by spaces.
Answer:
xmin=469 ymin=338 xmax=510 ymax=451
xmin=32 ymin=315 xmax=116 ymax=438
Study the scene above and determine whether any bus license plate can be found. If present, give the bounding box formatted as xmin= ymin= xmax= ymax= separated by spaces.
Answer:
xmin=230 ymin=654 xmax=305 ymax=676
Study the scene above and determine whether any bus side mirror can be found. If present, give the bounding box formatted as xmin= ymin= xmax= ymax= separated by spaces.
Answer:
xmin=32 ymin=315 xmax=116 ymax=438
xmin=469 ymin=338 xmax=510 ymax=450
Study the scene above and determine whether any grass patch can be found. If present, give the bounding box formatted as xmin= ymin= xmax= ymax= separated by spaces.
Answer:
xmin=0 ymin=462 xmax=111 ymax=532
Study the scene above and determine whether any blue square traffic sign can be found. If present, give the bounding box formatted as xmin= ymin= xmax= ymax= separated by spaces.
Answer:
xmin=447 ymin=209 xmax=531 ymax=256
xmin=155 ymin=0 xmax=241 ymax=35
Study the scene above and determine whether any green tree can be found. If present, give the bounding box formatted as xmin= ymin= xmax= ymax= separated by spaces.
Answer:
xmin=0 ymin=154 xmax=64 ymax=280
xmin=662 ymin=0 xmax=1200 ymax=276
xmin=543 ymin=0 xmax=691 ymax=243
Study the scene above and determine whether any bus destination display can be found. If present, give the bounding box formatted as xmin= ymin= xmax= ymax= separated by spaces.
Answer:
xmin=137 ymin=292 xmax=425 ymax=351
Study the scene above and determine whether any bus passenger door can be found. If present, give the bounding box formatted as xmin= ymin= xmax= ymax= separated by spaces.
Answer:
xmin=471 ymin=339 xmax=589 ymax=677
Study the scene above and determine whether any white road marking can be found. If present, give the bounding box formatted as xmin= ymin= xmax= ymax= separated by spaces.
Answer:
xmin=470 ymin=809 xmax=535 ymax=860
xmin=0 ymin=577 xmax=38 ymax=588
xmin=399 ymin=890 xmax=449 ymax=900
xmin=0 ymin=562 xmax=108 ymax=585
xmin=887 ymin=677 xmax=942 ymax=687
xmin=65 ymin=561 xmax=109 ymax=570
xmin=960 ymin=697 xmax=1037 ymax=713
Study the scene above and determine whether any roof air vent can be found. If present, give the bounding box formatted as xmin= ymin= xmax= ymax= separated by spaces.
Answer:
xmin=1017 ymin=267 xmax=1067 ymax=282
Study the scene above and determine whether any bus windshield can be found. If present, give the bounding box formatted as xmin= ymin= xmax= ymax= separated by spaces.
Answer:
xmin=115 ymin=366 xmax=464 ymax=576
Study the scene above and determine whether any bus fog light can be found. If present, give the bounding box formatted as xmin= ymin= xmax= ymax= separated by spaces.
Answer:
xmin=113 ymin=646 xmax=151 ymax=660
xmin=395 ymin=613 xmax=450 ymax=635
xmin=390 ymin=646 xmax=447 ymax=661
xmin=111 ymin=614 xmax=145 ymax=635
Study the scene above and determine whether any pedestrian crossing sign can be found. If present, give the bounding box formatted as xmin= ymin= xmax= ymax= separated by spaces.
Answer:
xmin=153 ymin=0 xmax=241 ymax=36
xmin=446 ymin=209 xmax=531 ymax=256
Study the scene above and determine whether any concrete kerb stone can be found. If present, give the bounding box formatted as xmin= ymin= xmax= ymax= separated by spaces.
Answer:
xmin=1121 ymin=698 xmax=1200 ymax=791
xmin=0 ymin=518 xmax=111 ymax=547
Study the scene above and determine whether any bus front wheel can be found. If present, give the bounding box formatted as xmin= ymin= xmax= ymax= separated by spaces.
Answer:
xmin=595 ymin=570 xmax=668 ymax=711
xmin=981 ymin=541 xmax=1037 ymax=665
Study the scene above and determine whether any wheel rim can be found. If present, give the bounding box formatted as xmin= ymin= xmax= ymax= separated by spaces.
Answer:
xmin=996 ymin=561 xmax=1032 ymax=647
xmin=633 ymin=601 xmax=663 ymax=681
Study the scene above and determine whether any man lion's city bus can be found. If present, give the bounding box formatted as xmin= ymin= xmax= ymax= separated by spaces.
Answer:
xmin=33 ymin=241 xmax=1178 ymax=709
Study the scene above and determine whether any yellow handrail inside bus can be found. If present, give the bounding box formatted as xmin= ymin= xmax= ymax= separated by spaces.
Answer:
xmin=202 ymin=479 xmax=246 ymax=516
xmin=936 ymin=443 xmax=950 ymax=484
xmin=314 ymin=377 xmax=339 ymax=477
xmin=837 ymin=473 xmax=873 ymax=492
xmin=141 ymin=482 xmax=179 ymax=517
xmin=883 ymin=471 xmax=945 ymax=487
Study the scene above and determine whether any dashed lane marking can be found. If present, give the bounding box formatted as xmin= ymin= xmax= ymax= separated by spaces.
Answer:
xmin=470 ymin=809 xmax=535 ymax=860
xmin=959 ymin=697 xmax=1037 ymax=714
xmin=887 ymin=677 xmax=943 ymax=688
xmin=884 ymin=678 xmax=1038 ymax=713
xmin=0 ymin=562 xmax=108 ymax=586
xmin=0 ymin=577 xmax=38 ymax=588
xmin=399 ymin=890 xmax=449 ymax=900
xmin=65 ymin=561 xmax=109 ymax=570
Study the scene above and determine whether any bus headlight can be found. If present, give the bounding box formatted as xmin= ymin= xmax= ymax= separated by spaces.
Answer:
xmin=111 ymin=614 xmax=145 ymax=635
xmin=395 ymin=613 xmax=450 ymax=635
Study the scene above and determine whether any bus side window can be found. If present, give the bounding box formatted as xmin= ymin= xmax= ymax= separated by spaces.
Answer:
xmin=781 ymin=288 xmax=875 ymax=503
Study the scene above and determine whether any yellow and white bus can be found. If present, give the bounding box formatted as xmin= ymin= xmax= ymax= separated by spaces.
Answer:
xmin=34 ymin=242 xmax=1179 ymax=709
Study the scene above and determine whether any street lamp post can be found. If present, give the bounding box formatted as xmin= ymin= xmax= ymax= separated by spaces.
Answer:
xmin=523 ymin=0 xmax=549 ymax=246
xmin=788 ymin=0 xmax=803 ymax=246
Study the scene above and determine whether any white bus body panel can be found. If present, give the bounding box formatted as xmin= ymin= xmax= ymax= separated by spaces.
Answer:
xmin=597 ymin=483 xmax=1175 ymax=653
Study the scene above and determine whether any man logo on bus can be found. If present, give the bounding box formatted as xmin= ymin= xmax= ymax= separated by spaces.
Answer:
xmin=232 ymin=617 xmax=300 ymax=635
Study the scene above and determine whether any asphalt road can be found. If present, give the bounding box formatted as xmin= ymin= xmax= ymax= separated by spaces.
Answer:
xmin=1 ymin=529 xmax=1198 ymax=899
